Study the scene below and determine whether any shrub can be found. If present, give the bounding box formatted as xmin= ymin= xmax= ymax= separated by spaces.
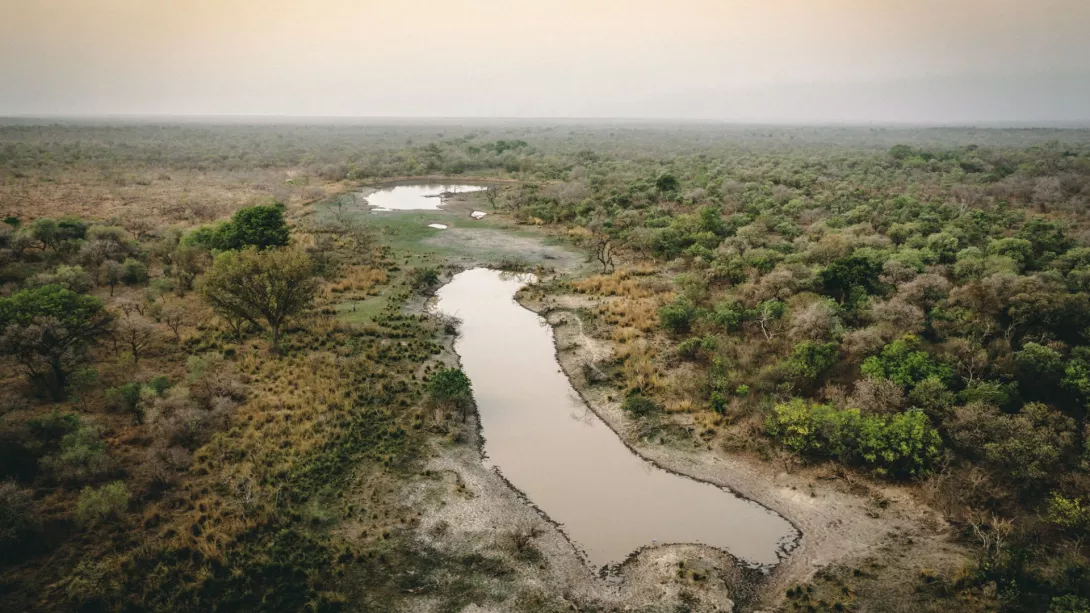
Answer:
xmin=766 ymin=399 xmax=942 ymax=478
xmin=105 ymin=383 xmax=144 ymax=422
xmin=621 ymin=394 xmax=660 ymax=418
xmin=39 ymin=424 xmax=111 ymax=484
xmin=659 ymin=298 xmax=696 ymax=333
xmin=121 ymin=258 xmax=148 ymax=285
xmin=428 ymin=368 xmax=472 ymax=406
xmin=409 ymin=267 xmax=441 ymax=292
xmin=783 ymin=341 xmax=839 ymax=382
xmin=75 ymin=481 xmax=129 ymax=527
xmin=0 ymin=482 xmax=40 ymax=553
xmin=146 ymin=375 xmax=171 ymax=395
xmin=861 ymin=335 xmax=953 ymax=390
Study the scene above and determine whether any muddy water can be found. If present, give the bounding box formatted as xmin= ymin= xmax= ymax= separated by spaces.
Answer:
xmin=364 ymin=184 xmax=486 ymax=212
xmin=435 ymin=268 xmax=799 ymax=570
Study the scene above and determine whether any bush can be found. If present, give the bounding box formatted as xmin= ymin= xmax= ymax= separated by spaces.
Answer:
xmin=121 ymin=258 xmax=148 ymax=285
xmin=105 ymin=383 xmax=144 ymax=422
xmin=621 ymin=394 xmax=660 ymax=418
xmin=39 ymin=424 xmax=112 ymax=484
xmin=0 ymin=482 xmax=40 ymax=553
xmin=409 ymin=267 xmax=441 ymax=292
xmin=659 ymin=299 xmax=696 ymax=333
xmin=767 ymin=399 xmax=942 ymax=478
xmin=783 ymin=341 xmax=839 ymax=382
xmin=428 ymin=368 xmax=472 ymax=406
xmin=861 ymin=335 xmax=953 ymax=390
xmin=146 ymin=375 xmax=171 ymax=395
xmin=75 ymin=481 xmax=129 ymax=527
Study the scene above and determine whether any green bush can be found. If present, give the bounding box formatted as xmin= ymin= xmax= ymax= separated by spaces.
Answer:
xmin=146 ymin=375 xmax=171 ymax=395
xmin=409 ymin=267 xmax=441 ymax=292
xmin=121 ymin=258 xmax=148 ymax=285
xmin=782 ymin=341 xmax=839 ymax=382
xmin=75 ymin=481 xmax=130 ymax=527
xmin=0 ymin=482 xmax=40 ymax=553
xmin=39 ymin=424 xmax=111 ymax=484
xmin=621 ymin=394 xmax=660 ymax=418
xmin=861 ymin=335 xmax=953 ymax=390
xmin=105 ymin=383 xmax=144 ymax=421
xmin=659 ymin=299 xmax=696 ymax=334
xmin=428 ymin=368 xmax=472 ymax=407
xmin=766 ymin=399 xmax=942 ymax=478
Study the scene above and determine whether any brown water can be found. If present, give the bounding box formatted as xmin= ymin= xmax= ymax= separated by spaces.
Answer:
xmin=434 ymin=268 xmax=799 ymax=570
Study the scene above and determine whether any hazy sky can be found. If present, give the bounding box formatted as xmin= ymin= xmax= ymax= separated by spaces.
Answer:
xmin=2 ymin=0 xmax=1089 ymax=122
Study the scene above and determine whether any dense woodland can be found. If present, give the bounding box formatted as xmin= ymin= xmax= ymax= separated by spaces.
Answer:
xmin=2 ymin=121 xmax=1090 ymax=612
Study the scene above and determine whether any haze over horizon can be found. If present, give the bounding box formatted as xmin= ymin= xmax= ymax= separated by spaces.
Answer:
xmin=2 ymin=0 xmax=1089 ymax=123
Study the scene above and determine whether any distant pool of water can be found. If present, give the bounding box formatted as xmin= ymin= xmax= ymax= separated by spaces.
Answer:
xmin=363 ymin=184 xmax=486 ymax=212
xmin=434 ymin=268 xmax=799 ymax=570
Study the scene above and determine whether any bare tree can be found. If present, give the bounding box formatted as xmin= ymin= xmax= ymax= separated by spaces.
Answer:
xmin=483 ymin=186 xmax=500 ymax=209
xmin=159 ymin=303 xmax=190 ymax=341
xmin=593 ymin=236 xmax=615 ymax=273
xmin=115 ymin=312 xmax=156 ymax=363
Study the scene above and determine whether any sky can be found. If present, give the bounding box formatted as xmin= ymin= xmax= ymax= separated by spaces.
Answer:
xmin=1 ymin=0 xmax=1089 ymax=122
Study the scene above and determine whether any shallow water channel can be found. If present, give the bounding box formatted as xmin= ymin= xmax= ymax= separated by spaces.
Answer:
xmin=435 ymin=268 xmax=799 ymax=570
xmin=364 ymin=183 xmax=486 ymax=212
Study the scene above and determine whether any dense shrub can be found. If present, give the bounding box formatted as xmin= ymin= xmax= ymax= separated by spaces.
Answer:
xmin=621 ymin=394 xmax=660 ymax=417
xmin=0 ymin=482 xmax=40 ymax=553
xmin=39 ymin=423 xmax=112 ymax=484
xmin=659 ymin=298 xmax=697 ymax=333
xmin=75 ymin=481 xmax=130 ymax=527
xmin=861 ymin=335 xmax=953 ymax=390
xmin=767 ymin=399 xmax=942 ymax=478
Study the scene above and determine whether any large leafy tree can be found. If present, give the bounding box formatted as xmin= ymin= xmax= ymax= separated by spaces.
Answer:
xmin=186 ymin=205 xmax=291 ymax=251
xmin=0 ymin=285 xmax=113 ymax=400
xmin=199 ymin=248 xmax=320 ymax=351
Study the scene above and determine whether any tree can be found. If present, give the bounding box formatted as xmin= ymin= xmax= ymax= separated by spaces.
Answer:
xmin=655 ymin=173 xmax=679 ymax=194
xmin=821 ymin=252 xmax=886 ymax=305
xmin=98 ymin=261 xmax=124 ymax=296
xmin=113 ymin=312 xmax=155 ymax=363
xmin=170 ymin=244 xmax=210 ymax=293
xmin=184 ymin=204 xmax=291 ymax=251
xmin=861 ymin=335 xmax=953 ymax=391
xmin=223 ymin=204 xmax=291 ymax=249
xmin=158 ymin=303 xmax=191 ymax=341
xmin=0 ymin=286 xmax=113 ymax=400
xmin=199 ymin=248 xmax=320 ymax=351
xmin=428 ymin=368 xmax=473 ymax=420
xmin=121 ymin=258 xmax=148 ymax=285
xmin=593 ymin=236 xmax=615 ymax=273
xmin=484 ymin=186 xmax=500 ymax=209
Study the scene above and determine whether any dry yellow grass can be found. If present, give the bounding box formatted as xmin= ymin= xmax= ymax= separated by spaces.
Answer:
xmin=1 ymin=167 xmax=344 ymax=228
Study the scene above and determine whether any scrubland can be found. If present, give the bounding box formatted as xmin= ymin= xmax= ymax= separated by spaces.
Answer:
xmin=2 ymin=121 xmax=1090 ymax=612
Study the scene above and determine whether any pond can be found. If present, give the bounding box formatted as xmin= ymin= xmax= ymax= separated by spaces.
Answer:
xmin=434 ymin=268 xmax=799 ymax=571
xmin=363 ymin=183 xmax=487 ymax=212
